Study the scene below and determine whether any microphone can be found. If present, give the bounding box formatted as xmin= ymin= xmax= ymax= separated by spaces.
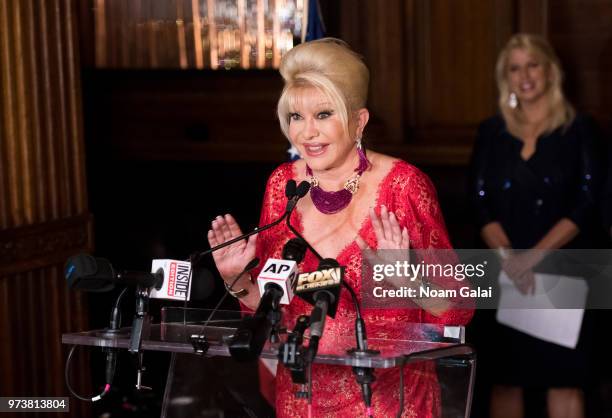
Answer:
xmin=282 ymin=237 xmax=308 ymax=263
xmin=293 ymin=258 xmax=343 ymax=362
xmin=296 ymin=180 xmax=310 ymax=198
xmin=285 ymin=179 xmax=297 ymax=200
xmin=255 ymin=237 xmax=307 ymax=305
xmin=65 ymin=254 xmax=163 ymax=292
xmin=295 ymin=258 xmax=343 ymax=318
xmin=148 ymin=261 xmax=215 ymax=302
xmin=302 ymin=259 xmax=374 ymax=414
xmin=281 ymin=201 xmax=376 ymax=414
xmin=306 ymin=289 xmax=335 ymax=361
xmin=228 ymin=257 xmax=299 ymax=361
xmin=65 ymin=254 xmax=214 ymax=302
xmin=284 ymin=180 xmax=310 ymax=214
xmin=228 ymin=238 xmax=306 ymax=361
xmin=256 ymin=258 xmax=299 ymax=305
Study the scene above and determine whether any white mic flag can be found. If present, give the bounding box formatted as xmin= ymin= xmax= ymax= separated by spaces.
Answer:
xmin=257 ymin=258 xmax=298 ymax=305
xmin=149 ymin=259 xmax=192 ymax=301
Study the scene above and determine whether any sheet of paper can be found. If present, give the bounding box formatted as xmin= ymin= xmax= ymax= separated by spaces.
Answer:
xmin=496 ymin=271 xmax=588 ymax=349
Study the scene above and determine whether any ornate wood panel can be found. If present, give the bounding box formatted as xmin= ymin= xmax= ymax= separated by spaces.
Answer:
xmin=0 ymin=0 xmax=92 ymax=416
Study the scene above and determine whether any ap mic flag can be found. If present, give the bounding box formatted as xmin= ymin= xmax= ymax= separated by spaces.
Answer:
xmin=256 ymin=258 xmax=298 ymax=305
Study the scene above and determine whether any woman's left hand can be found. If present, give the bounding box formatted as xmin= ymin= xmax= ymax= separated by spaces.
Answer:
xmin=356 ymin=205 xmax=411 ymax=289
xmin=356 ymin=205 xmax=409 ymax=251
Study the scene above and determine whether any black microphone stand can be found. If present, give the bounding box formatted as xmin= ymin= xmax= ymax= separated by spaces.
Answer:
xmin=227 ymin=282 xmax=284 ymax=361
xmin=127 ymin=267 xmax=163 ymax=391
xmin=278 ymin=315 xmax=311 ymax=396
xmin=128 ymin=285 xmax=153 ymax=391
xmin=128 ymin=285 xmax=151 ymax=354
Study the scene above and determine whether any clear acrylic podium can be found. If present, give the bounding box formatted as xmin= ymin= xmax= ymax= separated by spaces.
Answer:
xmin=62 ymin=307 xmax=475 ymax=417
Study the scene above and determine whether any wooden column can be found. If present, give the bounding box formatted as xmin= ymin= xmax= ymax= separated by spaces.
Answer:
xmin=0 ymin=0 xmax=92 ymax=416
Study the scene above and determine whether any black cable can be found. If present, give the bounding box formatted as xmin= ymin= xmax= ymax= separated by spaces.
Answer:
xmin=109 ymin=287 xmax=128 ymax=330
xmin=65 ymin=345 xmax=110 ymax=402
xmin=113 ymin=287 xmax=128 ymax=312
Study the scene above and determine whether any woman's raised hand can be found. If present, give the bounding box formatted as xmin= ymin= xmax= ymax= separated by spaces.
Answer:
xmin=356 ymin=205 xmax=410 ymax=251
xmin=207 ymin=214 xmax=257 ymax=281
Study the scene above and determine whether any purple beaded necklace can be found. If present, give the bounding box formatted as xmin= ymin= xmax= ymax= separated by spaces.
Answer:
xmin=306 ymin=147 xmax=370 ymax=214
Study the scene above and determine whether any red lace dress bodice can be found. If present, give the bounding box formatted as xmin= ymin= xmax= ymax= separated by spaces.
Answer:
xmin=251 ymin=160 xmax=473 ymax=417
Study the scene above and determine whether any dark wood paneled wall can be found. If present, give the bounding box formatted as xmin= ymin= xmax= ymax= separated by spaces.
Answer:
xmin=335 ymin=0 xmax=515 ymax=164
xmin=80 ymin=1 xmax=612 ymax=166
xmin=78 ymin=0 xmax=612 ymax=167
xmin=0 ymin=0 xmax=92 ymax=416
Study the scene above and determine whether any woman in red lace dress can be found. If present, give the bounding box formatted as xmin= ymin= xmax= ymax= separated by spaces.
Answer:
xmin=208 ymin=38 xmax=473 ymax=417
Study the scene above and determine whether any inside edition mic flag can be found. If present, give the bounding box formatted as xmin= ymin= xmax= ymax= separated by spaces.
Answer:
xmin=149 ymin=259 xmax=192 ymax=301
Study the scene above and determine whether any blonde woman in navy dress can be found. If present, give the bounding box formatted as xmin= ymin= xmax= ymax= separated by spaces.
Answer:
xmin=469 ymin=34 xmax=603 ymax=418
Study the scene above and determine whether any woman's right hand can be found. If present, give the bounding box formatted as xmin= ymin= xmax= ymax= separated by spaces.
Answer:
xmin=207 ymin=214 xmax=257 ymax=281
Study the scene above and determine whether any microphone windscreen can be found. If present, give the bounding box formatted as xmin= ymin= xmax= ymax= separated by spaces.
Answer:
xmin=296 ymin=181 xmax=311 ymax=198
xmin=65 ymin=253 xmax=116 ymax=292
xmin=285 ymin=179 xmax=297 ymax=199
xmin=282 ymin=238 xmax=308 ymax=264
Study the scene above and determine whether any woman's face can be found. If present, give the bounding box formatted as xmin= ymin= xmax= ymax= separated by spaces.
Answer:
xmin=507 ymin=48 xmax=550 ymax=105
xmin=287 ymin=87 xmax=358 ymax=173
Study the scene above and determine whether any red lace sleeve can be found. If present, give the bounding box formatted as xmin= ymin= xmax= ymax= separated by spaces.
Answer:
xmin=391 ymin=162 xmax=474 ymax=326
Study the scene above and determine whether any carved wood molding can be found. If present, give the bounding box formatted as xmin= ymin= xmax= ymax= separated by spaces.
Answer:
xmin=0 ymin=213 xmax=93 ymax=276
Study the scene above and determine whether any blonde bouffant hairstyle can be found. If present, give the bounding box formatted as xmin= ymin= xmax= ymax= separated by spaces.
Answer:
xmin=496 ymin=33 xmax=575 ymax=137
xmin=277 ymin=38 xmax=369 ymax=140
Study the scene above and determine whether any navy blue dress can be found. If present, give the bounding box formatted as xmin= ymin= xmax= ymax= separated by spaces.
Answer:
xmin=468 ymin=114 xmax=603 ymax=388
